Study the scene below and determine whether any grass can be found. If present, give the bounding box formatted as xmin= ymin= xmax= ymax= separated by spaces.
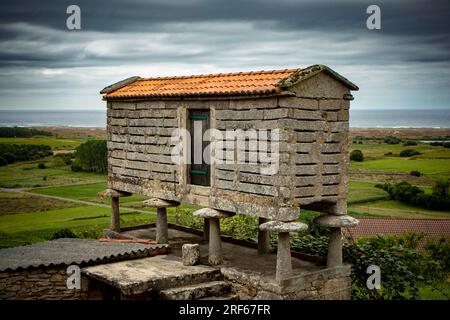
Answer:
xmin=348 ymin=181 xmax=389 ymax=204
xmin=0 ymin=192 xmax=79 ymax=215
xmin=350 ymin=158 xmax=450 ymax=180
xmin=0 ymin=137 xmax=82 ymax=149
xmin=0 ymin=206 xmax=156 ymax=248
xmin=0 ymin=158 xmax=105 ymax=188
xmin=349 ymin=199 xmax=450 ymax=219
xmin=350 ymin=142 xmax=450 ymax=159
xmin=31 ymin=182 xmax=148 ymax=204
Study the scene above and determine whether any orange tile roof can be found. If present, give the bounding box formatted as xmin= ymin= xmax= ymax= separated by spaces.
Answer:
xmin=343 ymin=218 xmax=450 ymax=248
xmin=104 ymin=69 xmax=299 ymax=100
xmin=102 ymin=65 xmax=359 ymax=100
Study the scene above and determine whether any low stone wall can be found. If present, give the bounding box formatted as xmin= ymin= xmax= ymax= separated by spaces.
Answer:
xmin=221 ymin=265 xmax=352 ymax=300
xmin=0 ymin=267 xmax=104 ymax=300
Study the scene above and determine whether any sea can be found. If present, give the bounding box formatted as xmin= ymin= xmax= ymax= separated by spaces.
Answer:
xmin=0 ymin=109 xmax=449 ymax=128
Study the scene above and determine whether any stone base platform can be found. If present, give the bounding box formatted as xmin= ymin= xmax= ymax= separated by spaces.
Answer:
xmin=81 ymin=226 xmax=352 ymax=300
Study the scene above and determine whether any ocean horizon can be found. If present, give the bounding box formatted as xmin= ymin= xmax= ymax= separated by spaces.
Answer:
xmin=0 ymin=109 xmax=449 ymax=129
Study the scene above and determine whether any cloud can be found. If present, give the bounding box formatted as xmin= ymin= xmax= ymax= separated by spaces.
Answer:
xmin=0 ymin=0 xmax=449 ymax=110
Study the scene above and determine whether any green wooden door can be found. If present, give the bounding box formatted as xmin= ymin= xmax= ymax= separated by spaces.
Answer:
xmin=188 ymin=109 xmax=210 ymax=186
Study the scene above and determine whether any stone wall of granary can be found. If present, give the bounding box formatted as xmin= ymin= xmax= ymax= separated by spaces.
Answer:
xmin=106 ymin=72 xmax=351 ymax=220
xmin=107 ymin=100 xmax=181 ymax=201
xmin=222 ymin=265 xmax=352 ymax=300
xmin=279 ymin=72 xmax=351 ymax=214
xmin=0 ymin=267 xmax=104 ymax=300
xmin=211 ymin=97 xmax=298 ymax=221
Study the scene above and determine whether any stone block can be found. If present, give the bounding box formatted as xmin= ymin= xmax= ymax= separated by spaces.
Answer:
xmin=182 ymin=244 xmax=200 ymax=266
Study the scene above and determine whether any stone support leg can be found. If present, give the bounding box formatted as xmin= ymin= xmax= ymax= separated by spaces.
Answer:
xmin=156 ymin=207 xmax=168 ymax=244
xmin=327 ymin=227 xmax=343 ymax=268
xmin=203 ymin=219 xmax=210 ymax=241
xmin=276 ymin=232 xmax=292 ymax=281
xmin=258 ymin=217 xmax=271 ymax=254
xmin=208 ymin=218 xmax=222 ymax=265
xmin=111 ymin=197 xmax=120 ymax=232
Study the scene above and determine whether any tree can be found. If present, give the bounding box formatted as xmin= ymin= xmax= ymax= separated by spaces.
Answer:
xmin=73 ymin=140 xmax=107 ymax=173
xmin=350 ymin=149 xmax=364 ymax=162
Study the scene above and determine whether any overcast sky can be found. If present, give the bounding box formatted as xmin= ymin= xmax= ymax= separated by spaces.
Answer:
xmin=0 ymin=0 xmax=449 ymax=110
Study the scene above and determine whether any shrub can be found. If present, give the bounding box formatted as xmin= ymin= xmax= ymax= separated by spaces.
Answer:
xmin=400 ymin=149 xmax=421 ymax=157
xmin=50 ymin=228 xmax=78 ymax=240
xmin=2 ymin=152 xmax=15 ymax=164
xmin=38 ymin=162 xmax=46 ymax=169
xmin=344 ymin=237 xmax=420 ymax=300
xmin=403 ymin=140 xmax=418 ymax=146
xmin=51 ymin=156 xmax=66 ymax=167
xmin=425 ymin=237 xmax=450 ymax=272
xmin=0 ymin=143 xmax=52 ymax=162
xmin=384 ymin=136 xmax=402 ymax=144
xmin=350 ymin=149 xmax=364 ymax=162
xmin=432 ymin=179 xmax=449 ymax=198
xmin=376 ymin=181 xmax=450 ymax=210
xmin=289 ymin=233 xmax=440 ymax=300
xmin=0 ymin=156 xmax=7 ymax=167
xmin=70 ymin=162 xmax=82 ymax=172
xmin=410 ymin=170 xmax=421 ymax=177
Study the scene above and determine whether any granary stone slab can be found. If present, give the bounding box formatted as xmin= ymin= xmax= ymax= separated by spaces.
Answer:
xmin=0 ymin=238 xmax=168 ymax=272
xmin=82 ymin=255 xmax=221 ymax=296
xmin=98 ymin=188 xmax=132 ymax=198
xmin=314 ymin=215 xmax=359 ymax=228
xmin=193 ymin=208 xmax=235 ymax=219
xmin=143 ymin=198 xmax=180 ymax=208
xmin=259 ymin=221 xmax=308 ymax=233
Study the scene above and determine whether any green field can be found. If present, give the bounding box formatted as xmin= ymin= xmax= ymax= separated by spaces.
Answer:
xmin=0 ymin=135 xmax=448 ymax=249
xmin=31 ymin=182 xmax=147 ymax=204
xmin=348 ymin=181 xmax=389 ymax=204
xmin=0 ymin=137 xmax=82 ymax=149
xmin=349 ymin=199 xmax=450 ymax=219
xmin=350 ymin=142 xmax=450 ymax=159
xmin=0 ymin=206 xmax=156 ymax=248
xmin=350 ymin=157 xmax=450 ymax=179
xmin=0 ymin=157 xmax=105 ymax=188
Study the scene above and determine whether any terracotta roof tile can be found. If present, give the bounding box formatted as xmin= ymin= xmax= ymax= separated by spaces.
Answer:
xmin=102 ymin=65 xmax=359 ymax=100
xmin=343 ymin=217 xmax=450 ymax=248
xmin=104 ymin=69 xmax=299 ymax=99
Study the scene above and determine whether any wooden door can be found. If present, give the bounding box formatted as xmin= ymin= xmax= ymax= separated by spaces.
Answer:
xmin=188 ymin=109 xmax=210 ymax=186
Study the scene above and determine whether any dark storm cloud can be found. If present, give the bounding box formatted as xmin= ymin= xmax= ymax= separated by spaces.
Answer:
xmin=0 ymin=0 xmax=449 ymax=109
xmin=1 ymin=0 xmax=449 ymax=35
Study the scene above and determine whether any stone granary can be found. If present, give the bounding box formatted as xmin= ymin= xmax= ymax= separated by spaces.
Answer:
xmin=100 ymin=65 xmax=359 ymax=283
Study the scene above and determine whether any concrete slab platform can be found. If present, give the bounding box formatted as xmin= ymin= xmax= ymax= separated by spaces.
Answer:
xmin=82 ymin=255 xmax=222 ymax=296
xmin=124 ymin=227 xmax=322 ymax=282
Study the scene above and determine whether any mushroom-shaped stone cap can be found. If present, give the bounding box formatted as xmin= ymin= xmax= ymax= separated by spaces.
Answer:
xmin=98 ymin=189 xmax=131 ymax=198
xmin=314 ymin=214 xmax=359 ymax=228
xmin=259 ymin=221 xmax=308 ymax=233
xmin=193 ymin=208 xmax=235 ymax=219
xmin=143 ymin=198 xmax=180 ymax=208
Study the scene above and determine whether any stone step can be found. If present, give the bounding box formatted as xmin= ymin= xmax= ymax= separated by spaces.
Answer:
xmin=199 ymin=293 xmax=240 ymax=301
xmin=83 ymin=255 xmax=223 ymax=296
xmin=160 ymin=281 xmax=232 ymax=300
